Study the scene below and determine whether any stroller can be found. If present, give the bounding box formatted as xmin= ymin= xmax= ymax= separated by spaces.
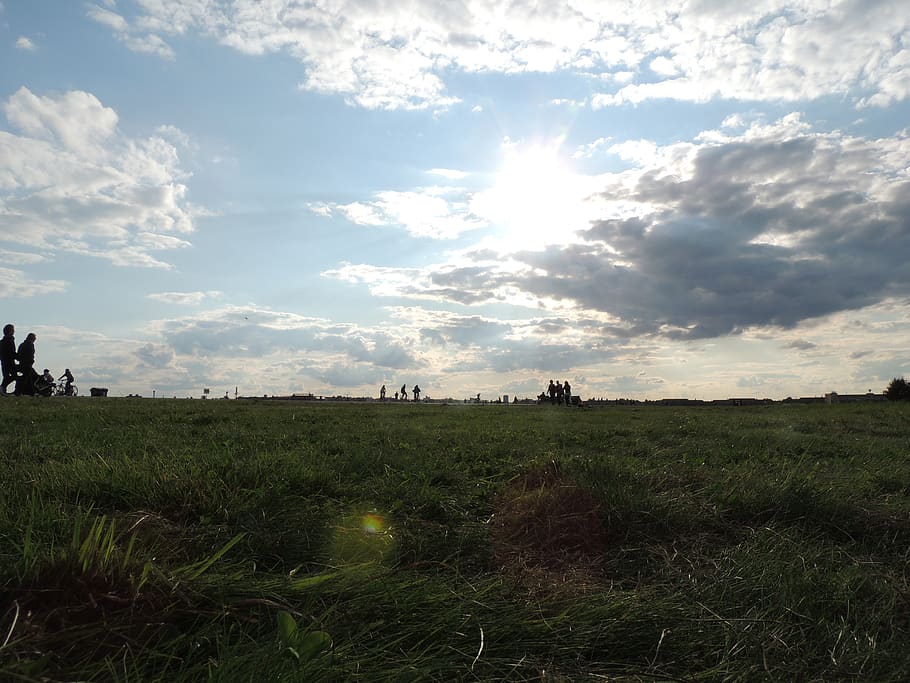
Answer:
xmin=34 ymin=371 xmax=55 ymax=397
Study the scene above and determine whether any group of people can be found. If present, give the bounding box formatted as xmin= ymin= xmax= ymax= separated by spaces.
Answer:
xmin=540 ymin=379 xmax=573 ymax=405
xmin=1 ymin=323 xmax=75 ymax=397
xmin=380 ymin=383 xmax=421 ymax=402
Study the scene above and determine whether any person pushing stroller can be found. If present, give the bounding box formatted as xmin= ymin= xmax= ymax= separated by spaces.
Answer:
xmin=14 ymin=332 xmax=38 ymax=396
xmin=34 ymin=368 xmax=56 ymax=397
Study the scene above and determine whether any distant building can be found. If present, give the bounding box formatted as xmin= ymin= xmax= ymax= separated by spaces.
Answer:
xmin=712 ymin=398 xmax=769 ymax=406
xmin=825 ymin=391 xmax=886 ymax=404
xmin=659 ymin=398 xmax=705 ymax=406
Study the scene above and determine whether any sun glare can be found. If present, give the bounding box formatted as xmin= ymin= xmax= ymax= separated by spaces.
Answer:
xmin=473 ymin=142 xmax=590 ymax=251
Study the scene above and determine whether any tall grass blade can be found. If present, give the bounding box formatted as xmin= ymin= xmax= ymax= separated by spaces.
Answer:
xmin=180 ymin=533 xmax=246 ymax=580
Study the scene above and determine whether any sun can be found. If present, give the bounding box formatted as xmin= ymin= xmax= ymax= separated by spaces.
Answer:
xmin=472 ymin=142 xmax=590 ymax=251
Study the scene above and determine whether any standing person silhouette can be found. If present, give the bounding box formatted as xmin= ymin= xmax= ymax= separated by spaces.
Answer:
xmin=556 ymin=380 xmax=564 ymax=405
xmin=380 ymin=384 xmax=386 ymax=401
xmin=400 ymin=384 xmax=408 ymax=401
xmin=413 ymin=384 xmax=421 ymax=402
xmin=547 ymin=379 xmax=556 ymax=404
xmin=0 ymin=324 xmax=16 ymax=395
xmin=15 ymin=332 xmax=37 ymax=396
xmin=563 ymin=380 xmax=572 ymax=407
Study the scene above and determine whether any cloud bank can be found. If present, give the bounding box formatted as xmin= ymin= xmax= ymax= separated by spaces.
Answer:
xmin=88 ymin=0 xmax=910 ymax=110
xmin=325 ymin=115 xmax=910 ymax=340
xmin=0 ymin=87 xmax=200 ymax=268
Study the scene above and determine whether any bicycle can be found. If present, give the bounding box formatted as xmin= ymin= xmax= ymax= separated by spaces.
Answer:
xmin=53 ymin=383 xmax=78 ymax=397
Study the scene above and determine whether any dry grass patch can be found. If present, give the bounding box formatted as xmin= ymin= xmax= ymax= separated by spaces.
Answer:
xmin=490 ymin=462 xmax=606 ymax=580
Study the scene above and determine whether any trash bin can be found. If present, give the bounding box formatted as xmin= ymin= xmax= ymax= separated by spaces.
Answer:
xmin=90 ymin=387 xmax=109 ymax=397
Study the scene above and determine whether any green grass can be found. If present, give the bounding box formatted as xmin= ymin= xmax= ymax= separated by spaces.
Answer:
xmin=1 ymin=399 xmax=909 ymax=681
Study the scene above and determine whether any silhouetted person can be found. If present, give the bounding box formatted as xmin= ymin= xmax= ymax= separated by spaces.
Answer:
xmin=15 ymin=332 xmax=37 ymax=396
xmin=34 ymin=368 xmax=55 ymax=397
xmin=413 ymin=384 xmax=421 ymax=402
xmin=380 ymin=384 xmax=386 ymax=401
xmin=59 ymin=368 xmax=75 ymax=396
xmin=564 ymin=380 xmax=572 ymax=406
xmin=400 ymin=384 xmax=407 ymax=401
xmin=547 ymin=379 xmax=556 ymax=404
xmin=556 ymin=380 xmax=564 ymax=405
xmin=0 ymin=324 xmax=15 ymax=395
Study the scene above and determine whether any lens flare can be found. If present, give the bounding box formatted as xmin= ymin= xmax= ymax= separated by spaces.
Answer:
xmin=329 ymin=509 xmax=394 ymax=565
xmin=361 ymin=513 xmax=385 ymax=534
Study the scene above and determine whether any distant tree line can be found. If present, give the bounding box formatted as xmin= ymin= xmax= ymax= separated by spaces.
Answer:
xmin=885 ymin=377 xmax=910 ymax=401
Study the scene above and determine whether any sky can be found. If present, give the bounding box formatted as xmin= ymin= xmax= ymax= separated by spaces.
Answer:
xmin=2 ymin=0 xmax=910 ymax=401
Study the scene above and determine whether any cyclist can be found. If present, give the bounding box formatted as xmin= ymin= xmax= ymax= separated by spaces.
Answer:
xmin=59 ymin=368 xmax=75 ymax=396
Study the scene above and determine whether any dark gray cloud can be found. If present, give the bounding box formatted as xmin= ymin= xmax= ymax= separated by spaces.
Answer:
xmin=404 ymin=126 xmax=910 ymax=341
xmin=403 ymin=310 xmax=632 ymax=373
xmin=419 ymin=315 xmax=512 ymax=348
xmin=134 ymin=342 xmax=177 ymax=369
xmin=786 ymin=340 xmax=818 ymax=351
xmin=317 ymin=363 xmax=384 ymax=388
xmin=464 ymin=343 xmax=586 ymax=374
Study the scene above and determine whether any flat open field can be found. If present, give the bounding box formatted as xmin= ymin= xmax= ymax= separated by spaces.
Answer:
xmin=2 ymin=399 xmax=909 ymax=681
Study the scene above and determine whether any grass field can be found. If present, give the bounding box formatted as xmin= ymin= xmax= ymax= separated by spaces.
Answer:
xmin=1 ymin=398 xmax=909 ymax=681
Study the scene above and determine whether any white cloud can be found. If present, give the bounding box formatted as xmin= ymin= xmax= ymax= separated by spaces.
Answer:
xmin=155 ymin=124 xmax=195 ymax=150
xmin=595 ymin=0 xmax=910 ymax=108
xmin=147 ymin=291 xmax=223 ymax=305
xmin=322 ymin=263 xmax=427 ymax=299
xmin=606 ymin=71 xmax=636 ymax=84
xmin=4 ymin=87 xmax=119 ymax=157
xmin=649 ymin=55 xmax=677 ymax=76
xmin=427 ymin=168 xmax=468 ymax=180
xmin=87 ymin=4 xmax=175 ymax=59
xmin=573 ymin=137 xmax=610 ymax=159
xmin=86 ymin=5 xmax=129 ymax=33
xmin=0 ymin=87 xmax=200 ymax=268
xmin=0 ymin=248 xmax=47 ymax=265
xmin=313 ymin=187 xmax=487 ymax=239
xmin=0 ymin=266 xmax=66 ymax=298
xmin=720 ymin=113 xmax=747 ymax=130
xmin=87 ymin=0 xmax=910 ymax=110
xmin=607 ymin=139 xmax=661 ymax=166
xmin=15 ymin=36 xmax=36 ymax=51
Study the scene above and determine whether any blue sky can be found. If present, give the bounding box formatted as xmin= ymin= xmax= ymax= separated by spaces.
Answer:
xmin=2 ymin=0 xmax=910 ymax=400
